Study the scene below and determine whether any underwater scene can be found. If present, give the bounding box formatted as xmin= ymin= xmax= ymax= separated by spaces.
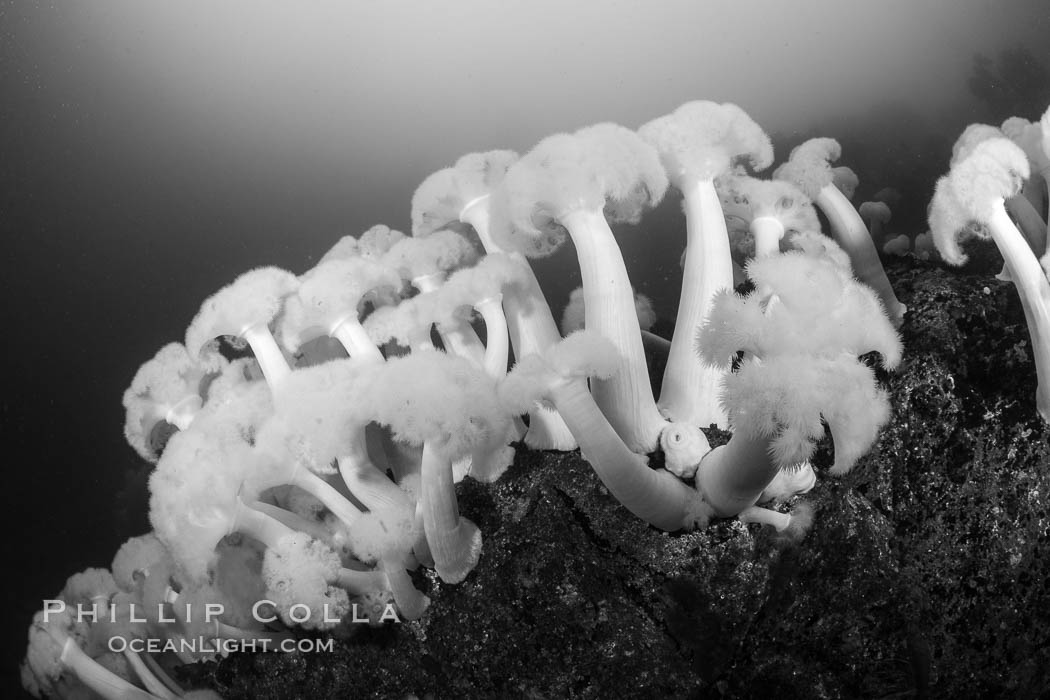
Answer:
xmin=3 ymin=1 xmax=1050 ymax=697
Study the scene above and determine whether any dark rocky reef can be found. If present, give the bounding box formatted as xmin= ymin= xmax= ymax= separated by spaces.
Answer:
xmin=181 ymin=248 xmax=1050 ymax=699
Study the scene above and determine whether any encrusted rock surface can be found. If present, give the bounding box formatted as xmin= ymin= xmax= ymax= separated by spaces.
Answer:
xmin=182 ymin=251 xmax=1050 ymax=699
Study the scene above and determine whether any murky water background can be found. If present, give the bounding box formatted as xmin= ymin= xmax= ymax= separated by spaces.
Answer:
xmin=2 ymin=0 xmax=1047 ymax=692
